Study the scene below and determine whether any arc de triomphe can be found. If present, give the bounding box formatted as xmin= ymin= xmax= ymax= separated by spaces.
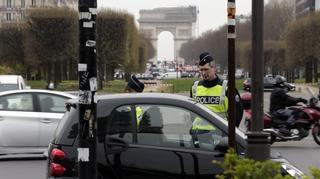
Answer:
xmin=138 ymin=6 xmax=198 ymax=62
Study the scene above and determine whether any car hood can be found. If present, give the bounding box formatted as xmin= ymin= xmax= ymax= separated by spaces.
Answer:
xmin=270 ymin=152 xmax=304 ymax=178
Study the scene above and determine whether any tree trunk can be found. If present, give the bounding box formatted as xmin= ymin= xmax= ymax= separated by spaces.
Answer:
xmin=105 ymin=64 xmax=114 ymax=81
xmin=54 ymin=61 xmax=59 ymax=88
xmin=98 ymin=60 xmax=104 ymax=90
xmin=313 ymin=57 xmax=318 ymax=83
xmin=306 ymin=58 xmax=313 ymax=83
xmin=69 ymin=61 xmax=77 ymax=80
xmin=62 ymin=59 xmax=67 ymax=81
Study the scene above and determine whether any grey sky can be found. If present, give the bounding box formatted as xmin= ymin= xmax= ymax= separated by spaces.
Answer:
xmin=97 ymin=0 xmax=254 ymax=61
xmin=98 ymin=0 xmax=253 ymax=34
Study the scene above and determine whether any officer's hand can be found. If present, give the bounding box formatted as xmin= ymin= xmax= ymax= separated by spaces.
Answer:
xmin=300 ymin=98 xmax=308 ymax=104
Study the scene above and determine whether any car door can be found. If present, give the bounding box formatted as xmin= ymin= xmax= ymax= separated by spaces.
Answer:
xmin=0 ymin=93 xmax=39 ymax=148
xmin=104 ymin=104 xmax=229 ymax=179
xmin=38 ymin=93 xmax=69 ymax=146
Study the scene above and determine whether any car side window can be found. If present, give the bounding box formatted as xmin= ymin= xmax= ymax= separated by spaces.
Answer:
xmin=0 ymin=94 xmax=33 ymax=111
xmin=39 ymin=94 xmax=68 ymax=113
xmin=106 ymin=105 xmax=135 ymax=143
xmin=106 ymin=104 xmax=225 ymax=152
xmin=0 ymin=97 xmax=9 ymax=110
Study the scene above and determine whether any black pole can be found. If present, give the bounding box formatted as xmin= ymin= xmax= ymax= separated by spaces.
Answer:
xmin=78 ymin=0 xmax=97 ymax=178
xmin=227 ymin=0 xmax=236 ymax=149
xmin=246 ymin=0 xmax=270 ymax=161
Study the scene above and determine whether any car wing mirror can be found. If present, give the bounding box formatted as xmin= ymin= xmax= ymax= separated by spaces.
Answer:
xmin=214 ymin=136 xmax=229 ymax=153
xmin=104 ymin=136 xmax=129 ymax=154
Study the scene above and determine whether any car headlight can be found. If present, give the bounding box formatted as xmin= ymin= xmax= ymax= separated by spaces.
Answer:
xmin=271 ymin=157 xmax=304 ymax=178
xmin=281 ymin=162 xmax=304 ymax=178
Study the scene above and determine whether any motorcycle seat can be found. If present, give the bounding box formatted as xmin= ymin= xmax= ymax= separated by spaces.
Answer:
xmin=267 ymin=112 xmax=287 ymax=125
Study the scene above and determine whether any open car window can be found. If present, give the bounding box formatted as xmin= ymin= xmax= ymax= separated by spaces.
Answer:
xmin=106 ymin=104 xmax=226 ymax=152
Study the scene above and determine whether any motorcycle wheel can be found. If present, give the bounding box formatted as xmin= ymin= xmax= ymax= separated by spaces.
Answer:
xmin=312 ymin=125 xmax=320 ymax=145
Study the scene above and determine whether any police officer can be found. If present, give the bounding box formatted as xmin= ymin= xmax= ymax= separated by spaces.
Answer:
xmin=190 ymin=52 xmax=243 ymax=127
xmin=125 ymin=75 xmax=144 ymax=125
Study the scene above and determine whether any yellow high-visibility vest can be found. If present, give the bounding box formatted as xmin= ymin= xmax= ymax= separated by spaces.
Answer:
xmin=136 ymin=106 xmax=143 ymax=126
xmin=192 ymin=81 xmax=228 ymax=114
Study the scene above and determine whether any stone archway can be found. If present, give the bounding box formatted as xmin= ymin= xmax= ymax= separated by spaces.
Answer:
xmin=138 ymin=6 xmax=198 ymax=63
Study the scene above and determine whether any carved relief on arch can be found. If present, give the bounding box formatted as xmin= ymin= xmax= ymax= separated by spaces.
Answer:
xmin=178 ymin=29 xmax=191 ymax=37
xmin=140 ymin=28 xmax=154 ymax=38
xmin=155 ymin=27 xmax=176 ymax=37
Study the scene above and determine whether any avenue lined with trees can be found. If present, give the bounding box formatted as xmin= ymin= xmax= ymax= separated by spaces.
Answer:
xmin=0 ymin=7 xmax=155 ymax=89
xmin=180 ymin=0 xmax=320 ymax=83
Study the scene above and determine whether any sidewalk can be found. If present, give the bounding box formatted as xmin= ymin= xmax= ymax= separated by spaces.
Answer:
xmin=294 ymin=83 xmax=318 ymax=94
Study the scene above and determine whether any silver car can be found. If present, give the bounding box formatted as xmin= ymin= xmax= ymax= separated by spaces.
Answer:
xmin=0 ymin=75 xmax=30 ymax=92
xmin=0 ymin=89 xmax=76 ymax=155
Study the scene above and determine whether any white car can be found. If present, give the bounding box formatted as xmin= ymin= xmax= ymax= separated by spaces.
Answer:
xmin=0 ymin=75 xmax=30 ymax=92
xmin=0 ymin=89 xmax=76 ymax=155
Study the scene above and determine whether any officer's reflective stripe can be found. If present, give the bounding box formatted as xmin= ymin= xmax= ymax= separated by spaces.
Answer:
xmin=136 ymin=107 xmax=143 ymax=126
xmin=196 ymin=96 xmax=220 ymax=104
xmin=192 ymin=117 xmax=216 ymax=131
xmin=192 ymin=80 xmax=199 ymax=99
xmin=220 ymin=80 xmax=228 ymax=105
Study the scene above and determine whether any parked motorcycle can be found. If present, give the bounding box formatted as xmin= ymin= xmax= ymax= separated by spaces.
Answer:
xmin=241 ymin=88 xmax=320 ymax=145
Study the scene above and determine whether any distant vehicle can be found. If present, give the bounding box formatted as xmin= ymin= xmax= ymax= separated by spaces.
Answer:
xmin=243 ymin=76 xmax=295 ymax=92
xmin=136 ymin=73 xmax=154 ymax=80
xmin=0 ymin=89 xmax=76 ymax=155
xmin=46 ymin=93 xmax=303 ymax=178
xmin=235 ymin=69 xmax=244 ymax=79
xmin=158 ymin=72 xmax=181 ymax=79
xmin=181 ymin=72 xmax=192 ymax=78
xmin=0 ymin=75 xmax=30 ymax=92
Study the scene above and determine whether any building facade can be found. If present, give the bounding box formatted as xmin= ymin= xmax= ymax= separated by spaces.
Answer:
xmin=0 ymin=0 xmax=77 ymax=27
xmin=295 ymin=0 xmax=320 ymax=18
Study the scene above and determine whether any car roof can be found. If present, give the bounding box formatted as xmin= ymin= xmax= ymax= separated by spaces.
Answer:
xmin=0 ymin=89 xmax=77 ymax=98
xmin=0 ymin=75 xmax=22 ymax=84
xmin=98 ymin=92 xmax=190 ymax=101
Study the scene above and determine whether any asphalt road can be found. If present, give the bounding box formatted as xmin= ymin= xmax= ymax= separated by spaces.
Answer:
xmin=0 ymin=159 xmax=46 ymax=179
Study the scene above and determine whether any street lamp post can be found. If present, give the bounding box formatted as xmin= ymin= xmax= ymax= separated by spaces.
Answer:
xmin=246 ymin=0 xmax=270 ymax=161
xmin=78 ymin=0 xmax=98 ymax=178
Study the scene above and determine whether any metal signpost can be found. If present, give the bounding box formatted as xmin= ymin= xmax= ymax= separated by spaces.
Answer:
xmin=78 ymin=0 xmax=98 ymax=178
xmin=227 ymin=0 xmax=236 ymax=149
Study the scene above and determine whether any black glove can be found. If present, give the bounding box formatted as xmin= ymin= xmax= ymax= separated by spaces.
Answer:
xmin=299 ymin=98 xmax=308 ymax=104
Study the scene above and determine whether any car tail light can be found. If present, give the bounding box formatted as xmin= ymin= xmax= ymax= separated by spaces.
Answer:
xmin=50 ymin=163 xmax=66 ymax=176
xmin=49 ymin=148 xmax=66 ymax=177
xmin=51 ymin=148 xmax=65 ymax=161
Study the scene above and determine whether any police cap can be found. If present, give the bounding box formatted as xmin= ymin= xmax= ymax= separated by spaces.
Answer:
xmin=199 ymin=52 xmax=214 ymax=66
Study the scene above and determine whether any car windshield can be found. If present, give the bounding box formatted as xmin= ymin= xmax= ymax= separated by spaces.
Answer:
xmin=0 ymin=84 xmax=18 ymax=92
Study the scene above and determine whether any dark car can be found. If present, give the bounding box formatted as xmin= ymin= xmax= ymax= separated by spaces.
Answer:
xmin=243 ymin=76 xmax=295 ymax=92
xmin=46 ymin=93 xmax=303 ymax=179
